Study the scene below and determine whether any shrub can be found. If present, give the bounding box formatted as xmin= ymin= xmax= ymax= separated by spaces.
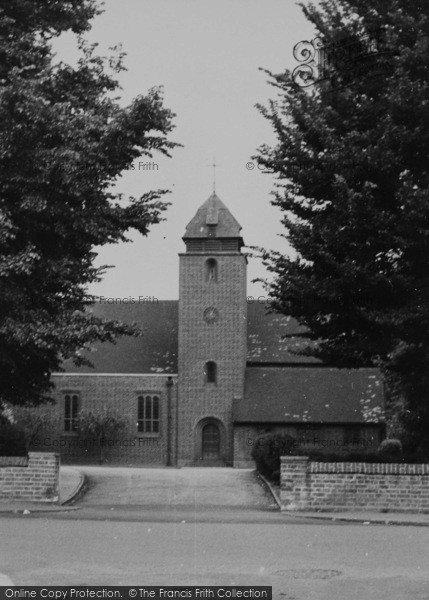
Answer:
xmin=7 ymin=403 xmax=58 ymax=451
xmin=251 ymin=431 xmax=429 ymax=472
xmin=251 ymin=433 xmax=429 ymax=483
xmin=76 ymin=408 xmax=126 ymax=464
xmin=286 ymin=447 xmax=428 ymax=464
xmin=377 ymin=438 xmax=403 ymax=459
xmin=0 ymin=419 xmax=27 ymax=456
xmin=251 ymin=433 xmax=297 ymax=482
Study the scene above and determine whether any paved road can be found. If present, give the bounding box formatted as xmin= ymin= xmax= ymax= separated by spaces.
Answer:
xmin=1 ymin=466 xmax=429 ymax=598
xmin=75 ymin=466 xmax=278 ymax=511
xmin=1 ymin=516 xmax=429 ymax=599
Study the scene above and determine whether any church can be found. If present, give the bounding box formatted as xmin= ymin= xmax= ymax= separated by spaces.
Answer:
xmin=47 ymin=193 xmax=385 ymax=466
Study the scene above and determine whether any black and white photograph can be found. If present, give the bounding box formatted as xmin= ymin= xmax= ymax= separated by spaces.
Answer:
xmin=0 ymin=0 xmax=429 ymax=597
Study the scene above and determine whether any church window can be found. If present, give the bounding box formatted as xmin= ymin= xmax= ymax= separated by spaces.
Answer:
xmin=137 ymin=395 xmax=160 ymax=434
xmin=206 ymin=258 xmax=218 ymax=282
xmin=64 ymin=393 xmax=79 ymax=432
xmin=205 ymin=361 xmax=217 ymax=384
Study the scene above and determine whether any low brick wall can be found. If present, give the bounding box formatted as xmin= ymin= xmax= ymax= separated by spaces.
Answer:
xmin=280 ymin=456 xmax=429 ymax=512
xmin=0 ymin=452 xmax=60 ymax=502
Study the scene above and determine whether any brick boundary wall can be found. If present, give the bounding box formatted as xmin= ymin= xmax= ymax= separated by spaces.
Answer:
xmin=0 ymin=452 xmax=60 ymax=502
xmin=280 ymin=456 xmax=429 ymax=512
xmin=0 ymin=457 xmax=28 ymax=467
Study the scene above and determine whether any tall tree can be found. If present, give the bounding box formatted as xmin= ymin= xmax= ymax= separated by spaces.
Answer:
xmin=0 ymin=0 xmax=178 ymax=407
xmin=256 ymin=0 xmax=429 ymax=451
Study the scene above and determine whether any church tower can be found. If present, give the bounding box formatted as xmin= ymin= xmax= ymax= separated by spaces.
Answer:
xmin=178 ymin=193 xmax=247 ymax=465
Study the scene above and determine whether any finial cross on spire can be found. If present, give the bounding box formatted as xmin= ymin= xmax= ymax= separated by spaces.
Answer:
xmin=209 ymin=158 xmax=219 ymax=193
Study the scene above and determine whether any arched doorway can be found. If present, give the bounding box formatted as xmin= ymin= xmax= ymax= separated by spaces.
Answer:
xmin=202 ymin=423 xmax=220 ymax=460
xmin=194 ymin=417 xmax=227 ymax=465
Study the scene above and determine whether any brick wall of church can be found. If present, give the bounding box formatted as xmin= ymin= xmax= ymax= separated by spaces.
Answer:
xmin=33 ymin=374 xmax=178 ymax=465
xmin=178 ymin=253 xmax=247 ymax=465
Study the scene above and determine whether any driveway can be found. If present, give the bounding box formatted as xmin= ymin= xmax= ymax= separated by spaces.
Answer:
xmin=75 ymin=466 xmax=277 ymax=511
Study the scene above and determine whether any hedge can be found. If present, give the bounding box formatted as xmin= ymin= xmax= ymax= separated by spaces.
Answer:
xmin=251 ymin=432 xmax=429 ymax=483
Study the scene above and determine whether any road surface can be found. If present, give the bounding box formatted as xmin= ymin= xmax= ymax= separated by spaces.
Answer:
xmin=1 ymin=466 xmax=428 ymax=598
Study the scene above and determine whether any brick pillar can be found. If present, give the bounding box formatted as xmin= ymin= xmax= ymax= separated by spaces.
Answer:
xmin=280 ymin=456 xmax=310 ymax=511
xmin=28 ymin=452 xmax=60 ymax=502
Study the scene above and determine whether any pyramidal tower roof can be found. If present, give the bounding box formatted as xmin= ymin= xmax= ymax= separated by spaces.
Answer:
xmin=183 ymin=193 xmax=242 ymax=239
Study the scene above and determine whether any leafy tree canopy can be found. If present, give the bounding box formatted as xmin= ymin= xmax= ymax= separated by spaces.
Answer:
xmin=256 ymin=0 xmax=429 ymax=450
xmin=0 ymin=0 xmax=179 ymax=407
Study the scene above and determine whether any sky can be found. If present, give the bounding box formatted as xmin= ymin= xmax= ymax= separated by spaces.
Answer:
xmin=53 ymin=0 xmax=316 ymax=300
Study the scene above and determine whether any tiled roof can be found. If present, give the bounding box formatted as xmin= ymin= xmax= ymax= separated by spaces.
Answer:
xmin=183 ymin=193 xmax=242 ymax=238
xmin=62 ymin=301 xmax=178 ymax=374
xmin=234 ymin=366 xmax=385 ymax=424
xmin=246 ymin=302 xmax=320 ymax=364
xmin=61 ymin=302 xmax=337 ymax=373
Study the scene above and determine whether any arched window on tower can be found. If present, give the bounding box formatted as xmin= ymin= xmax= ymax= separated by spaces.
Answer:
xmin=205 ymin=361 xmax=217 ymax=384
xmin=206 ymin=258 xmax=218 ymax=282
